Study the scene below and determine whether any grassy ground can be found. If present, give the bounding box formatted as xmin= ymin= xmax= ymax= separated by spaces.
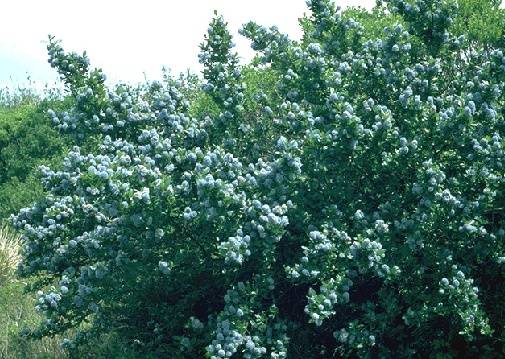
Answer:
xmin=0 ymin=280 xmax=66 ymax=359
xmin=0 ymin=225 xmax=145 ymax=359
xmin=0 ymin=225 xmax=64 ymax=359
xmin=0 ymin=280 xmax=145 ymax=359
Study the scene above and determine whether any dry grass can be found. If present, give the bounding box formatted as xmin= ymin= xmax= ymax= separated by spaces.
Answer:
xmin=0 ymin=225 xmax=21 ymax=286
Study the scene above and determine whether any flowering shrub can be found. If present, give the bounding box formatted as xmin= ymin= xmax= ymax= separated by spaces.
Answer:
xmin=12 ymin=0 xmax=505 ymax=357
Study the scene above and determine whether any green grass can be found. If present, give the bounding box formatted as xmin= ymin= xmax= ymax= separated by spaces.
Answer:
xmin=0 ymin=225 xmax=64 ymax=358
xmin=0 ymin=279 xmax=145 ymax=359
xmin=0 ymin=279 xmax=148 ymax=358
xmin=0 ymin=280 xmax=65 ymax=359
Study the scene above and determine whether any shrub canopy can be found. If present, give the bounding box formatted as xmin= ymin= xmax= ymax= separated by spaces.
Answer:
xmin=12 ymin=0 xmax=505 ymax=357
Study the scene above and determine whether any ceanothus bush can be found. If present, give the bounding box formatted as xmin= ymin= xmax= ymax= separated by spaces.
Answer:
xmin=12 ymin=1 xmax=505 ymax=357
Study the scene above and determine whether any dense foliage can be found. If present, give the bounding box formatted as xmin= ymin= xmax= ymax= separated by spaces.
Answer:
xmin=11 ymin=0 xmax=505 ymax=357
xmin=0 ymin=94 xmax=72 ymax=222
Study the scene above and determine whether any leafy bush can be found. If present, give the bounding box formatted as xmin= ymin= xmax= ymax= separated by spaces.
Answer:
xmin=451 ymin=0 xmax=505 ymax=47
xmin=12 ymin=0 xmax=505 ymax=357
xmin=0 ymin=177 xmax=45 ymax=223
xmin=0 ymin=92 xmax=72 ymax=221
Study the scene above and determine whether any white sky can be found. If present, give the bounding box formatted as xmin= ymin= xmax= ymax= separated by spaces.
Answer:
xmin=0 ymin=0 xmax=374 ymax=89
